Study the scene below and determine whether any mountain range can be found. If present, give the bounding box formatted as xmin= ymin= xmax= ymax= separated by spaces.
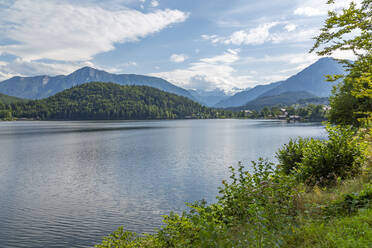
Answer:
xmin=234 ymin=91 xmax=317 ymax=111
xmin=0 ymin=57 xmax=345 ymax=109
xmin=0 ymin=66 xmax=197 ymax=101
xmin=214 ymin=57 xmax=345 ymax=108
xmin=189 ymin=88 xmax=230 ymax=106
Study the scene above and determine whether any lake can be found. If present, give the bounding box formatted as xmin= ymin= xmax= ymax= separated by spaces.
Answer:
xmin=0 ymin=119 xmax=325 ymax=248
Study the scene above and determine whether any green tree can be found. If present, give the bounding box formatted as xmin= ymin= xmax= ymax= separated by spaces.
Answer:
xmin=311 ymin=0 xmax=371 ymax=126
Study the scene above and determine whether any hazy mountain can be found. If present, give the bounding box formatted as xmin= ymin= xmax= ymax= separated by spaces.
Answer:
xmin=261 ymin=57 xmax=345 ymax=97
xmin=0 ymin=67 xmax=197 ymax=101
xmin=235 ymin=91 xmax=317 ymax=111
xmin=189 ymin=88 xmax=230 ymax=106
xmin=214 ymin=81 xmax=282 ymax=108
xmin=214 ymin=57 xmax=345 ymax=108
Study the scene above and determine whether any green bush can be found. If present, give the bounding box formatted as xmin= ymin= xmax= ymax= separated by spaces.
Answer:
xmin=298 ymin=126 xmax=366 ymax=186
xmin=276 ymin=137 xmax=309 ymax=174
xmin=277 ymin=125 xmax=366 ymax=186
xmin=216 ymin=159 xmax=299 ymax=247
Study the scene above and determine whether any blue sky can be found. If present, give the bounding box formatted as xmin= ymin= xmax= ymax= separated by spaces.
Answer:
xmin=0 ymin=0 xmax=357 ymax=93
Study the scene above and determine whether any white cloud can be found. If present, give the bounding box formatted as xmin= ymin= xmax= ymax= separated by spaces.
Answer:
xmin=269 ymin=28 xmax=319 ymax=44
xmin=225 ymin=22 xmax=279 ymax=45
xmin=151 ymin=49 xmax=256 ymax=93
xmin=330 ymin=49 xmax=358 ymax=61
xmin=284 ymin=24 xmax=297 ymax=32
xmin=151 ymin=0 xmax=159 ymax=7
xmin=0 ymin=58 xmax=93 ymax=81
xmin=201 ymin=34 xmax=225 ymax=44
xmin=200 ymin=49 xmax=239 ymax=64
xmin=262 ymin=74 xmax=288 ymax=82
xmin=294 ymin=7 xmax=325 ymax=17
xmin=0 ymin=0 xmax=188 ymax=62
xmin=203 ymin=23 xmax=318 ymax=47
xmin=294 ymin=0 xmax=362 ymax=17
xmin=242 ymin=53 xmax=320 ymax=66
xmin=170 ymin=54 xmax=188 ymax=63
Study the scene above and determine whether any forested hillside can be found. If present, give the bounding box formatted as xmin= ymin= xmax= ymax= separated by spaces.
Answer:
xmin=0 ymin=82 xmax=226 ymax=120
xmin=0 ymin=93 xmax=25 ymax=104
xmin=0 ymin=67 xmax=197 ymax=101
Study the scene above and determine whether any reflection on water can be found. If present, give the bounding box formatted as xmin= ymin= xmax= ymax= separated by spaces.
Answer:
xmin=0 ymin=119 xmax=325 ymax=248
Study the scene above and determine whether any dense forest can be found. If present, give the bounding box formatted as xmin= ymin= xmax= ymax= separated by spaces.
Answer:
xmin=0 ymin=93 xmax=25 ymax=104
xmin=0 ymin=82 xmax=238 ymax=120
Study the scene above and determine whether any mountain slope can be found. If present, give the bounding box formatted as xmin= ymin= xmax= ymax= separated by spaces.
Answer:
xmin=261 ymin=57 xmax=345 ymax=97
xmin=0 ymin=93 xmax=26 ymax=104
xmin=214 ymin=57 xmax=345 ymax=108
xmin=214 ymin=81 xmax=282 ymax=108
xmin=2 ymin=82 xmax=217 ymax=120
xmin=0 ymin=67 xmax=197 ymax=101
xmin=235 ymin=91 xmax=316 ymax=111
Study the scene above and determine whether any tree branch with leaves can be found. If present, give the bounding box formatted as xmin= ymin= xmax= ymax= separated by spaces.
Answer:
xmin=311 ymin=0 xmax=371 ymax=126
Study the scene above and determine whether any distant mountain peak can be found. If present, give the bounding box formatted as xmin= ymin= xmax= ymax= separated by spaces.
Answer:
xmin=68 ymin=66 xmax=104 ymax=76
xmin=0 ymin=67 xmax=197 ymax=102
xmin=214 ymin=57 xmax=345 ymax=108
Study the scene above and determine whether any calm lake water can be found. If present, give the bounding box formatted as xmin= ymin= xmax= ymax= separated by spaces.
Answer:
xmin=0 ymin=119 xmax=325 ymax=248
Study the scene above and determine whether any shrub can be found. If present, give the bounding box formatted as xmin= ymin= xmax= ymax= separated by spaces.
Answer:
xmin=297 ymin=126 xmax=366 ymax=186
xmin=277 ymin=125 xmax=367 ymax=187
xmin=216 ymin=159 xmax=299 ymax=246
xmin=276 ymin=137 xmax=309 ymax=174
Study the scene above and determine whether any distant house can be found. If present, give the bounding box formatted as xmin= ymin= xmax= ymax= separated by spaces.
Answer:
xmin=242 ymin=110 xmax=253 ymax=117
xmin=277 ymin=108 xmax=288 ymax=119
xmin=323 ymin=105 xmax=332 ymax=111
xmin=289 ymin=115 xmax=301 ymax=120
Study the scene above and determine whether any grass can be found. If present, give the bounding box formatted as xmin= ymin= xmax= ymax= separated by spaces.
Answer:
xmin=283 ymin=208 xmax=372 ymax=248
xmin=296 ymin=166 xmax=372 ymax=219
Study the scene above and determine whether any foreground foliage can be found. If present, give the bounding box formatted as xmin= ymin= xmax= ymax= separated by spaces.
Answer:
xmin=277 ymin=125 xmax=367 ymax=186
xmin=283 ymin=208 xmax=372 ymax=248
xmin=95 ymin=123 xmax=370 ymax=247
xmin=311 ymin=0 xmax=372 ymax=126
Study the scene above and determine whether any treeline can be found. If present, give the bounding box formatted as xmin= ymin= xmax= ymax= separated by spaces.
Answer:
xmin=235 ymin=104 xmax=328 ymax=122
xmin=0 ymin=82 xmax=236 ymax=120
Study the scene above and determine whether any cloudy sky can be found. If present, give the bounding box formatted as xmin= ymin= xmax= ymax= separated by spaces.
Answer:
xmin=0 ymin=0 xmax=358 ymax=93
